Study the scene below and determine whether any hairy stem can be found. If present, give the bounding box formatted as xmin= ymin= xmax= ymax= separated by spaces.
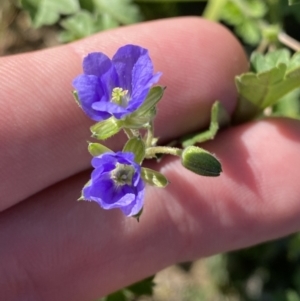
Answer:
xmin=145 ymin=146 xmax=182 ymax=159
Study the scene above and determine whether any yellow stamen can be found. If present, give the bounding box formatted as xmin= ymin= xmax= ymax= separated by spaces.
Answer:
xmin=111 ymin=87 xmax=129 ymax=106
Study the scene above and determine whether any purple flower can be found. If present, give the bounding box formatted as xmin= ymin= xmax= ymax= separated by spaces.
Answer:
xmin=83 ymin=151 xmax=145 ymax=216
xmin=73 ymin=44 xmax=161 ymax=122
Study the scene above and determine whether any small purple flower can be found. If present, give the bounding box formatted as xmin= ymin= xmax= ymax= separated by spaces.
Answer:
xmin=83 ymin=151 xmax=145 ymax=216
xmin=73 ymin=44 xmax=161 ymax=122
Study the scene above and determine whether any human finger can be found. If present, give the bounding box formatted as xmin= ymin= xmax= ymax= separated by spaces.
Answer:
xmin=1 ymin=118 xmax=300 ymax=301
xmin=0 ymin=17 xmax=247 ymax=211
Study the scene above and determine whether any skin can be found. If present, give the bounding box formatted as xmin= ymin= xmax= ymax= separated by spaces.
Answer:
xmin=1 ymin=17 xmax=300 ymax=301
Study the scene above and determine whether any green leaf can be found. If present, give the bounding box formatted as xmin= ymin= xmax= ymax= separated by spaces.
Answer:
xmin=100 ymin=13 xmax=119 ymax=30
xmin=90 ymin=117 xmax=123 ymax=140
xmin=236 ymin=19 xmax=261 ymax=45
xmin=181 ymin=146 xmax=222 ymax=177
xmin=93 ymin=0 xmax=141 ymax=25
xmin=21 ymin=0 xmax=80 ymax=27
xmin=220 ymin=0 xmax=267 ymax=45
xmin=88 ymin=142 xmax=112 ymax=156
xmin=220 ymin=1 xmax=243 ymax=26
xmin=251 ymin=49 xmax=291 ymax=72
xmin=246 ymin=0 xmax=267 ymax=18
xmin=123 ymin=137 xmax=145 ymax=164
xmin=141 ymin=167 xmax=169 ymax=188
xmin=181 ymin=101 xmax=230 ymax=147
xmin=59 ymin=10 xmax=96 ymax=42
xmin=273 ymin=88 xmax=300 ymax=119
xmin=233 ymin=50 xmax=300 ymax=123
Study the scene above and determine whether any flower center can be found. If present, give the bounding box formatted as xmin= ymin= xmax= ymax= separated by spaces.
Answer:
xmin=110 ymin=163 xmax=135 ymax=186
xmin=111 ymin=87 xmax=129 ymax=107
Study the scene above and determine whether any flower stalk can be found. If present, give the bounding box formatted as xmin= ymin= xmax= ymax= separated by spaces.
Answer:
xmin=72 ymin=44 xmax=222 ymax=219
xmin=145 ymin=146 xmax=182 ymax=159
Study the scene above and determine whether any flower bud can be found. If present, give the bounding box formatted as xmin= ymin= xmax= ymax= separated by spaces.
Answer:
xmin=181 ymin=146 xmax=222 ymax=177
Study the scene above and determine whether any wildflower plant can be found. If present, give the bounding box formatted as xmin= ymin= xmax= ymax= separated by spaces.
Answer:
xmin=73 ymin=44 xmax=222 ymax=219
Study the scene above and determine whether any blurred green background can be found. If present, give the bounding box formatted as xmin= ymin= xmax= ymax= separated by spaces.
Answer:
xmin=1 ymin=1 xmax=300 ymax=300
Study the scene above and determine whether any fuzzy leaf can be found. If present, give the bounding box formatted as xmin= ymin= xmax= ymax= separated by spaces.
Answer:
xmin=233 ymin=50 xmax=300 ymax=122
xmin=21 ymin=0 xmax=79 ymax=27
xmin=93 ymin=0 xmax=141 ymax=25
xmin=220 ymin=1 xmax=243 ymax=26
xmin=251 ymin=49 xmax=291 ymax=72
xmin=220 ymin=0 xmax=266 ymax=45
xmin=236 ymin=19 xmax=261 ymax=45
xmin=60 ymin=10 xmax=96 ymax=42
xmin=273 ymin=89 xmax=300 ymax=119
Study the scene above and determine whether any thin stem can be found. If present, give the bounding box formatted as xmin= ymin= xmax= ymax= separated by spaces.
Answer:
xmin=145 ymin=146 xmax=182 ymax=159
xmin=278 ymin=32 xmax=300 ymax=52
xmin=203 ymin=0 xmax=228 ymax=21
xmin=145 ymin=121 xmax=154 ymax=148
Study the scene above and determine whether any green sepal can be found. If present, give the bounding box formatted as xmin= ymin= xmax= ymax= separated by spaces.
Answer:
xmin=123 ymin=86 xmax=164 ymax=128
xmin=181 ymin=146 xmax=222 ymax=177
xmin=78 ymin=179 xmax=91 ymax=201
xmin=88 ymin=142 xmax=112 ymax=156
xmin=141 ymin=167 xmax=169 ymax=188
xmin=134 ymin=86 xmax=165 ymax=116
xmin=123 ymin=107 xmax=157 ymax=129
xmin=72 ymin=90 xmax=81 ymax=107
xmin=90 ymin=117 xmax=123 ymax=140
xmin=181 ymin=101 xmax=230 ymax=147
xmin=123 ymin=137 xmax=145 ymax=164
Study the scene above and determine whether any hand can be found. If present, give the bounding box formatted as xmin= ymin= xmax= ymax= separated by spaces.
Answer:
xmin=1 ymin=17 xmax=298 ymax=301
